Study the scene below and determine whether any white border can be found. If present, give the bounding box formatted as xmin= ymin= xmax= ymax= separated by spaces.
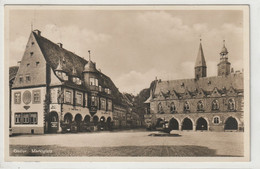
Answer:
xmin=1 ymin=0 xmax=260 ymax=169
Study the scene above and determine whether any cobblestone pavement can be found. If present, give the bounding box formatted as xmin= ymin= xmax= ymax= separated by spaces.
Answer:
xmin=9 ymin=130 xmax=244 ymax=156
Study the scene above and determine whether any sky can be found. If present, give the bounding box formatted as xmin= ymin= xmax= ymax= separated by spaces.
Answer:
xmin=7 ymin=7 xmax=244 ymax=95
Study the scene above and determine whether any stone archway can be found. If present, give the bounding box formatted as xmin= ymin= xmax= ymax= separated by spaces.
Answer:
xmin=224 ymin=117 xmax=238 ymax=130
xmin=107 ymin=117 xmax=112 ymax=130
xmin=93 ymin=116 xmax=99 ymax=125
xmin=196 ymin=117 xmax=208 ymax=131
xmin=156 ymin=118 xmax=164 ymax=128
xmin=169 ymin=117 xmax=179 ymax=130
xmin=75 ymin=114 xmax=82 ymax=132
xmin=182 ymin=118 xmax=193 ymax=130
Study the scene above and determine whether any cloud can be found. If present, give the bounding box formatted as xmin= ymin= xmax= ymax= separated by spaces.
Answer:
xmin=9 ymin=36 xmax=28 ymax=66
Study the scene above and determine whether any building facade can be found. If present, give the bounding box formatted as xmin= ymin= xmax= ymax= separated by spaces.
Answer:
xmin=10 ymin=30 xmax=129 ymax=134
xmin=144 ymin=40 xmax=244 ymax=132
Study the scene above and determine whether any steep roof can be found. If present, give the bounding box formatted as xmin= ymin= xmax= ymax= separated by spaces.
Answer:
xmin=33 ymin=31 xmax=127 ymax=106
xmin=9 ymin=66 xmax=19 ymax=81
xmin=33 ymin=32 xmax=87 ymax=78
xmin=152 ymin=72 xmax=243 ymax=99
xmin=195 ymin=42 xmax=206 ymax=68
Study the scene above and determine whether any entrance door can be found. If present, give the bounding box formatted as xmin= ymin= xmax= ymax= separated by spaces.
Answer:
xmin=50 ymin=112 xmax=59 ymax=133
xmin=75 ymin=114 xmax=82 ymax=132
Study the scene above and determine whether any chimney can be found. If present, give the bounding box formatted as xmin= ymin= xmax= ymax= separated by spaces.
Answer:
xmin=33 ymin=29 xmax=41 ymax=36
xmin=57 ymin=43 xmax=63 ymax=48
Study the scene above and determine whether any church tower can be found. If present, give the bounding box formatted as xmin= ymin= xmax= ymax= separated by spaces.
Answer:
xmin=217 ymin=40 xmax=231 ymax=76
xmin=195 ymin=39 xmax=207 ymax=80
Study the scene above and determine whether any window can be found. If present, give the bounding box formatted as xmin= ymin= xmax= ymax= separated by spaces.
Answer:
xmin=108 ymin=100 xmax=112 ymax=111
xmin=14 ymin=92 xmax=21 ymax=104
xmin=212 ymin=100 xmax=219 ymax=110
xmin=100 ymin=98 xmax=106 ymax=110
xmin=65 ymin=91 xmax=72 ymax=104
xmin=197 ymin=100 xmax=204 ymax=111
xmin=36 ymin=62 xmax=40 ymax=66
xmin=27 ymin=63 xmax=30 ymax=67
xmin=99 ymin=85 xmax=102 ymax=92
xmin=184 ymin=101 xmax=190 ymax=111
xmin=228 ymin=99 xmax=235 ymax=111
xmin=33 ymin=90 xmax=41 ymax=103
xmin=158 ymin=102 xmax=164 ymax=114
xmin=90 ymin=78 xmax=95 ymax=86
xmin=84 ymin=93 xmax=88 ymax=107
xmin=170 ymin=102 xmax=176 ymax=113
xmin=91 ymin=96 xmax=98 ymax=106
xmin=15 ymin=113 xmax=38 ymax=125
xmin=26 ymin=75 xmax=31 ymax=82
xmin=95 ymin=79 xmax=98 ymax=86
xmin=23 ymin=113 xmax=30 ymax=124
xmin=213 ymin=117 xmax=220 ymax=124
xmin=19 ymin=76 xmax=23 ymax=83
xmin=31 ymin=42 xmax=35 ymax=45
xmin=15 ymin=113 xmax=21 ymax=124
xmin=76 ymin=93 xmax=82 ymax=105
xmin=30 ymin=113 xmax=37 ymax=124
xmin=30 ymin=52 xmax=34 ymax=56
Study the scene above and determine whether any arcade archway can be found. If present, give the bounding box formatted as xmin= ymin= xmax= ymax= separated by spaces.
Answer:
xmin=224 ymin=117 xmax=238 ymax=130
xmin=182 ymin=118 xmax=193 ymax=130
xmin=169 ymin=118 xmax=179 ymax=130
xmin=196 ymin=117 xmax=208 ymax=131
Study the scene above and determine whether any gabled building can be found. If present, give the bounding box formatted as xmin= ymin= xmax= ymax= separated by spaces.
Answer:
xmin=11 ymin=30 xmax=128 ymax=134
xmin=145 ymin=40 xmax=244 ymax=132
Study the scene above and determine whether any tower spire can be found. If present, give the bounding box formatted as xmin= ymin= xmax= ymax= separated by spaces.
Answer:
xmin=194 ymin=38 xmax=207 ymax=79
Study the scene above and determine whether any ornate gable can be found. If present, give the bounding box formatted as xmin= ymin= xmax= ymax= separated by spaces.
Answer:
xmin=182 ymin=88 xmax=192 ymax=99
xmin=211 ymin=87 xmax=222 ymax=97
xmin=227 ymin=87 xmax=237 ymax=96
xmin=195 ymin=88 xmax=206 ymax=98
xmin=169 ymin=90 xmax=179 ymax=99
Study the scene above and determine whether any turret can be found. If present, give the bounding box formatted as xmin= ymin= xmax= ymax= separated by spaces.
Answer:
xmin=217 ymin=40 xmax=231 ymax=76
xmin=194 ymin=39 xmax=207 ymax=79
xmin=83 ymin=50 xmax=99 ymax=89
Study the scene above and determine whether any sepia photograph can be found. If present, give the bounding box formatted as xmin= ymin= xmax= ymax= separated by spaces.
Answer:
xmin=4 ymin=5 xmax=250 ymax=162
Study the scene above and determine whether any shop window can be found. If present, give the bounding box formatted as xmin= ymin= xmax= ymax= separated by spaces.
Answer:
xmin=14 ymin=92 xmax=21 ymax=104
xmin=33 ymin=90 xmax=41 ymax=103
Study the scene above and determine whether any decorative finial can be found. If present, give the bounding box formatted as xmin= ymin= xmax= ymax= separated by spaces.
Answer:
xmin=223 ymin=40 xmax=225 ymax=46
xmin=88 ymin=50 xmax=91 ymax=61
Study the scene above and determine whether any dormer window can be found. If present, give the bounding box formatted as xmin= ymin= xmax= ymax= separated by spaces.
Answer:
xmin=27 ymin=63 xmax=30 ymax=67
xmin=30 ymin=52 xmax=34 ymax=56
xmin=26 ymin=75 xmax=31 ymax=82
xmin=31 ymin=42 xmax=35 ymax=45
xmin=36 ymin=62 xmax=40 ymax=66
xmin=19 ymin=76 xmax=23 ymax=83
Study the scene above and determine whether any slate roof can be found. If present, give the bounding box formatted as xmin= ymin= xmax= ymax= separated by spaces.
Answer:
xmin=33 ymin=31 xmax=127 ymax=106
xmin=9 ymin=66 xmax=19 ymax=81
xmin=151 ymin=72 xmax=243 ymax=100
